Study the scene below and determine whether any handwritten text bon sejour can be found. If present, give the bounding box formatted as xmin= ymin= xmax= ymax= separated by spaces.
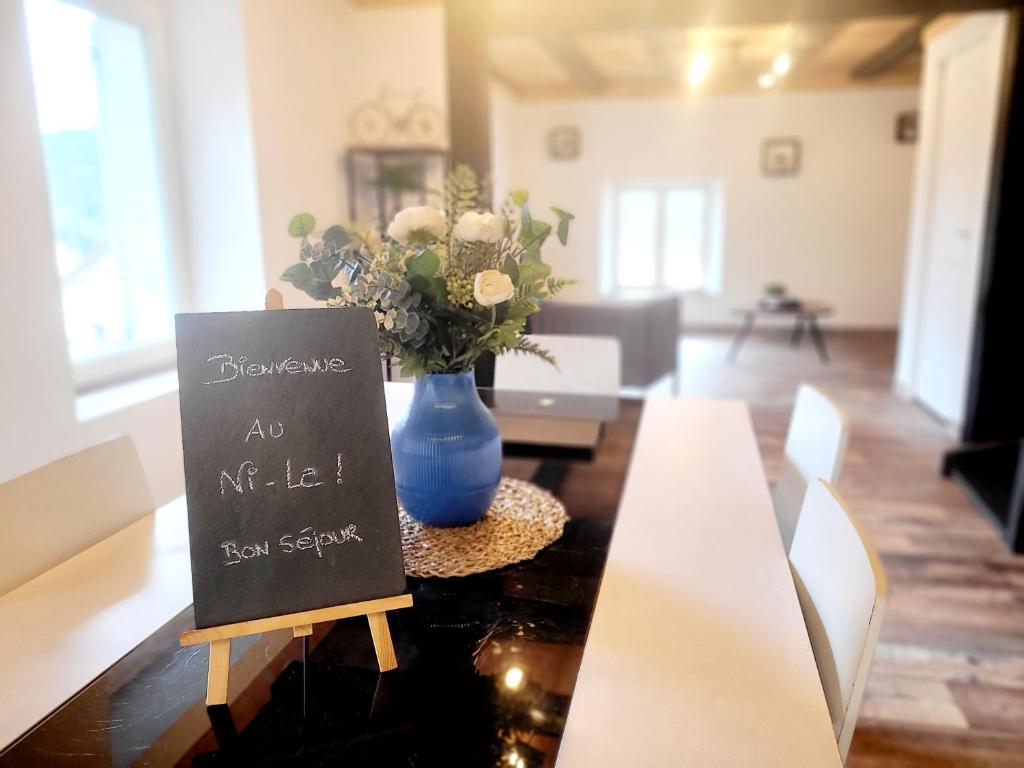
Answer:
xmin=221 ymin=523 xmax=363 ymax=566
xmin=201 ymin=353 xmax=352 ymax=385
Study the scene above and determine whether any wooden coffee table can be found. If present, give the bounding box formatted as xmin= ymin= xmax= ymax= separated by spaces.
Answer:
xmin=727 ymin=301 xmax=833 ymax=363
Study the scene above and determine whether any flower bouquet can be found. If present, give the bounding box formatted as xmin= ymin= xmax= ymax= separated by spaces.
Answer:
xmin=281 ymin=164 xmax=573 ymax=526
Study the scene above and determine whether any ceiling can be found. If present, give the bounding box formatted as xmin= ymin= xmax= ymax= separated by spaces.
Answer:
xmin=489 ymin=14 xmax=942 ymax=99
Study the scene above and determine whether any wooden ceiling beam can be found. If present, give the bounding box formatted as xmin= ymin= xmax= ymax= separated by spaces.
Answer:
xmin=645 ymin=33 xmax=682 ymax=89
xmin=483 ymin=0 xmax=1008 ymax=35
xmin=488 ymin=67 xmax=526 ymax=98
xmin=535 ymin=32 xmax=609 ymax=92
xmin=850 ymin=15 xmax=936 ymax=78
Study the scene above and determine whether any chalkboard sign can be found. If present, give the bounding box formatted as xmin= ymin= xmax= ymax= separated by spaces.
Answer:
xmin=175 ymin=308 xmax=406 ymax=629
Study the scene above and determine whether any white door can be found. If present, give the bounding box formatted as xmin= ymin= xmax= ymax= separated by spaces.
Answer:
xmin=910 ymin=15 xmax=1007 ymax=424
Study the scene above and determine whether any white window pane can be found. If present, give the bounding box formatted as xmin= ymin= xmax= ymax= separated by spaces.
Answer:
xmin=615 ymin=189 xmax=658 ymax=288
xmin=664 ymin=187 xmax=705 ymax=290
xmin=25 ymin=0 xmax=175 ymax=364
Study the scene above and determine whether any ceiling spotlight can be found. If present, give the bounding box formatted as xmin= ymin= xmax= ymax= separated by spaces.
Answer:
xmin=772 ymin=53 xmax=792 ymax=76
xmin=688 ymin=52 xmax=711 ymax=88
xmin=758 ymin=72 xmax=776 ymax=89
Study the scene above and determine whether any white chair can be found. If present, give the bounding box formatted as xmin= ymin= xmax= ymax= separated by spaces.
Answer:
xmin=789 ymin=480 xmax=887 ymax=764
xmin=772 ymin=384 xmax=848 ymax=551
xmin=494 ymin=334 xmax=621 ymax=395
xmin=0 ymin=435 xmax=154 ymax=596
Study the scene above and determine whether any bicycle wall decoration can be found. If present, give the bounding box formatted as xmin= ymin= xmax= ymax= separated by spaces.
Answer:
xmin=348 ymin=84 xmax=446 ymax=147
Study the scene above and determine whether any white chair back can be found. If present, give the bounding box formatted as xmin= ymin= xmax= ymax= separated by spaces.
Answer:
xmin=773 ymin=383 xmax=848 ymax=551
xmin=0 ymin=435 xmax=154 ymax=596
xmin=789 ymin=480 xmax=887 ymax=763
xmin=494 ymin=334 xmax=621 ymax=395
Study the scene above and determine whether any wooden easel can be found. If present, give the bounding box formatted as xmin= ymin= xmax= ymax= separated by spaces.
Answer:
xmin=180 ymin=593 xmax=414 ymax=705
xmin=179 ymin=289 xmax=413 ymax=707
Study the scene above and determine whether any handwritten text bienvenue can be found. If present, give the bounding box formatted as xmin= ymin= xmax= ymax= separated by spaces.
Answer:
xmin=201 ymin=353 xmax=352 ymax=385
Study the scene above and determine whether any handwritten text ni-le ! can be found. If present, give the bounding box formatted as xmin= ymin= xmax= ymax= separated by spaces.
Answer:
xmin=201 ymin=353 xmax=352 ymax=385
xmin=219 ymin=418 xmax=343 ymax=495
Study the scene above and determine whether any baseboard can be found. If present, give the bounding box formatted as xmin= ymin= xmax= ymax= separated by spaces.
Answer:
xmin=683 ymin=324 xmax=900 ymax=334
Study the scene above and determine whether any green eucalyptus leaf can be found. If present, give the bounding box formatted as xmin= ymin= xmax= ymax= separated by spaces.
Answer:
xmin=494 ymin=301 xmax=510 ymax=325
xmin=287 ymin=213 xmax=316 ymax=238
xmin=500 ymin=254 xmax=520 ymax=284
xmin=323 ymin=224 xmax=353 ymax=249
xmin=281 ymin=261 xmax=340 ymax=301
xmin=432 ymin=276 xmax=448 ymax=301
xmin=406 ymin=249 xmax=440 ymax=279
xmin=520 ymin=203 xmax=533 ymax=233
xmin=306 ymin=282 xmax=342 ymax=301
xmin=520 ymin=219 xmax=552 ymax=253
xmin=551 ymin=207 xmax=575 ymax=246
xmin=408 ymin=273 xmax=438 ymax=301
xmin=519 ymin=259 xmax=551 ymax=284
xmin=309 ymin=259 xmax=337 ymax=282
xmin=281 ymin=262 xmax=313 ymax=282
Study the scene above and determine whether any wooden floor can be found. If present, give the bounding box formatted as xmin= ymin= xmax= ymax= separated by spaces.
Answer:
xmin=676 ymin=330 xmax=1024 ymax=767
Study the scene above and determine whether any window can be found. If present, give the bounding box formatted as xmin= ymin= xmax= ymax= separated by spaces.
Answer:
xmin=603 ymin=180 xmax=723 ymax=295
xmin=24 ymin=0 xmax=181 ymax=386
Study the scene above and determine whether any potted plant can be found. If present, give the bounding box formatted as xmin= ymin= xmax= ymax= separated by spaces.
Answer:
xmin=761 ymin=282 xmax=800 ymax=311
xmin=281 ymin=165 xmax=572 ymax=526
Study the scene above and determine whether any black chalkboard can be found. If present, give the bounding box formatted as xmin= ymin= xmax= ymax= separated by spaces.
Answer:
xmin=175 ymin=308 xmax=406 ymax=629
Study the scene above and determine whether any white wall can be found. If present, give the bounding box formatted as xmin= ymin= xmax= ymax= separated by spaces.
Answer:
xmin=241 ymin=0 xmax=448 ymax=307
xmin=164 ymin=0 xmax=266 ymax=314
xmin=0 ymin=0 xmax=77 ymax=480
xmin=1 ymin=0 xmax=445 ymax=502
xmin=492 ymin=87 xmax=920 ymax=328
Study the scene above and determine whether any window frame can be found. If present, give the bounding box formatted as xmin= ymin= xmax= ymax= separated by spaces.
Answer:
xmin=603 ymin=178 xmax=723 ymax=297
xmin=26 ymin=0 xmax=190 ymax=391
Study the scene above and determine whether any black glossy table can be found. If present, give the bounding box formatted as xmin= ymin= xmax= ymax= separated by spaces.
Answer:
xmin=0 ymin=398 xmax=642 ymax=768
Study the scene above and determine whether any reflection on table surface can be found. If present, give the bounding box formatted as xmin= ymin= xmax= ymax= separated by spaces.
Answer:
xmin=384 ymin=383 xmax=622 ymax=458
xmin=384 ymin=382 xmax=620 ymax=420
xmin=481 ymin=388 xmax=620 ymax=421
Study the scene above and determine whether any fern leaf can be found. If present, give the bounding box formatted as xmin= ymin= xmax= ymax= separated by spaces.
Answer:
xmin=510 ymin=337 xmax=557 ymax=368
xmin=445 ymin=164 xmax=481 ymax=221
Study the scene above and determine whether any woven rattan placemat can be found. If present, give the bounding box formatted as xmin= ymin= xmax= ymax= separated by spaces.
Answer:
xmin=399 ymin=477 xmax=568 ymax=578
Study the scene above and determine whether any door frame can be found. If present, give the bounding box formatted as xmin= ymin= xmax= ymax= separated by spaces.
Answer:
xmin=896 ymin=12 xmax=1009 ymax=426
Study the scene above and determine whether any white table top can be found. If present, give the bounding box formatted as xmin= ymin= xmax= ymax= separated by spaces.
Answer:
xmin=556 ymin=398 xmax=840 ymax=767
xmin=1 ymin=390 xmax=837 ymax=763
xmin=0 ymin=499 xmax=193 ymax=749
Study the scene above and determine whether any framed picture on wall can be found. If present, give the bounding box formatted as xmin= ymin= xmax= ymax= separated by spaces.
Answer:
xmin=547 ymin=126 xmax=582 ymax=161
xmin=761 ymin=137 xmax=801 ymax=177
xmin=895 ymin=111 xmax=918 ymax=143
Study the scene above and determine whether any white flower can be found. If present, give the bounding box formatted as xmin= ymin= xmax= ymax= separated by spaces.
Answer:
xmin=453 ymin=211 xmax=505 ymax=243
xmin=386 ymin=206 xmax=446 ymax=245
xmin=473 ymin=269 xmax=515 ymax=307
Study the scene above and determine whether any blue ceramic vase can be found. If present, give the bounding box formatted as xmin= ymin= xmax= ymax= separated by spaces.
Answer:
xmin=390 ymin=371 xmax=502 ymax=526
